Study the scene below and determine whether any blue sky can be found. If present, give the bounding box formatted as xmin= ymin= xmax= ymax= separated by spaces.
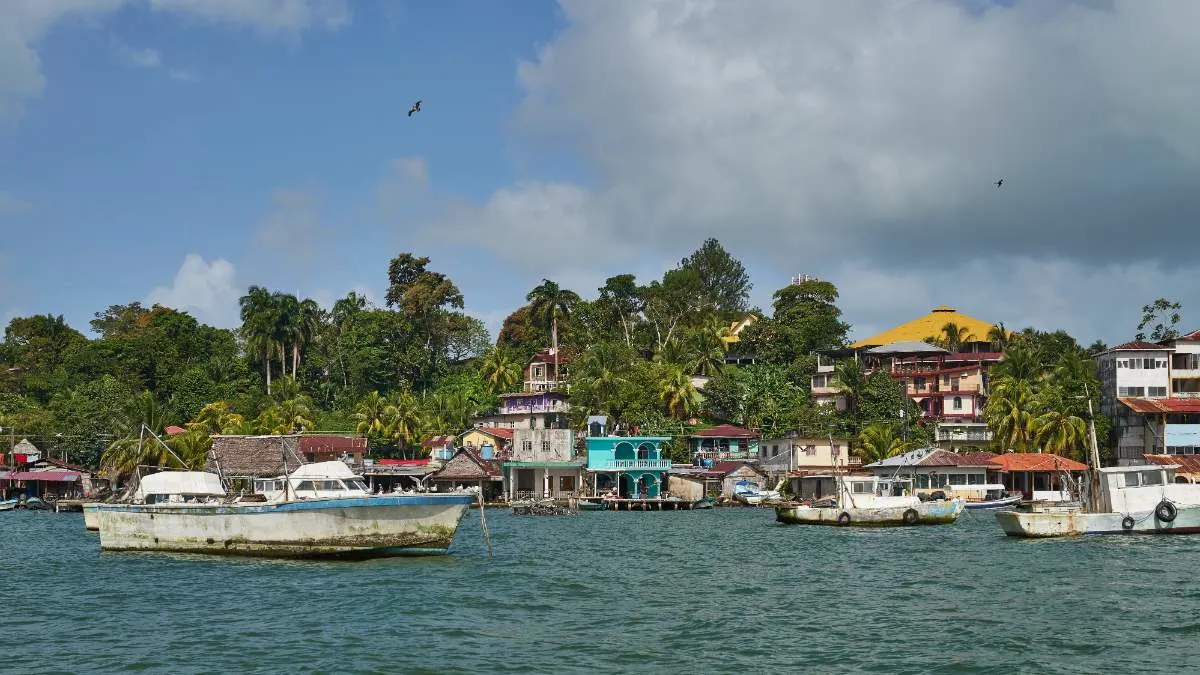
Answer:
xmin=3 ymin=0 xmax=1199 ymax=345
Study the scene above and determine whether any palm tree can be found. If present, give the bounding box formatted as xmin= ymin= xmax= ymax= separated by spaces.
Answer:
xmin=938 ymin=322 xmax=974 ymax=353
xmin=991 ymin=341 xmax=1042 ymax=383
xmin=478 ymin=347 xmax=522 ymax=394
xmin=166 ymin=429 xmax=213 ymax=469
xmin=1032 ymin=410 xmax=1087 ymax=459
xmin=383 ymin=391 xmax=425 ymax=457
xmin=835 ymin=358 xmax=867 ymax=423
xmin=273 ymin=292 xmax=300 ymax=379
xmin=291 ymin=298 xmax=322 ymax=381
xmin=856 ymin=422 xmax=912 ymax=464
xmin=659 ymin=366 xmax=699 ymax=420
xmin=256 ymin=396 xmax=315 ymax=434
xmin=984 ymin=377 xmax=1037 ymax=452
xmin=526 ymin=279 xmax=582 ymax=383
xmin=240 ymin=285 xmax=277 ymax=393
xmin=188 ymin=401 xmax=245 ymax=435
xmin=987 ymin=322 xmax=1009 ymax=352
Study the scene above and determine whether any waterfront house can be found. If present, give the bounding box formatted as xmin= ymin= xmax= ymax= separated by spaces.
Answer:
xmin=987 ymin=453 xmax=1087 ymax=501
xmin=428 ymin=448 xmax=503 ymax=501
xmin=1096 ymin=335 xmax=1200 ymax=464
xmin=864 ymin=448 xmax=1000 ymax=496
xmin=713 ymin=461 xmax=769 ymax=498
xmin=0 ymin=454 xmax=103 ymax=501
xmin=524 ymin=348 xmax=571 ymax=392
xmin=666 ymin=466 xmax=723 ymax=501
xmin=758 ymin=434 xmax=858 ymax=485
xmin=361 ymin=458 xmax=438 ymax=493
xmin=422 ymin=435 xmax=456 ymax=461
xmin=690 ymin=424 xmax=760 ymax=463
xmin=474 ymin=391 xmax=571 ymax=430
xmin=503 ymin=428 xmax=584 ymax=501
xmin=458 ymin=427 xmax=512 ymax=459
xmin=586 ymin=435 xmax=673 ymax=498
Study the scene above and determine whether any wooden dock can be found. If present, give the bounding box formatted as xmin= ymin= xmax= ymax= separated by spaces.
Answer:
xmin=599 ymin=498 xmax=702 ymax=511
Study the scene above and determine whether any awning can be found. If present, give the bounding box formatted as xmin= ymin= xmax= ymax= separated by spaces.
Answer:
xmin=0 ymin=471 xmax=80 ymax=482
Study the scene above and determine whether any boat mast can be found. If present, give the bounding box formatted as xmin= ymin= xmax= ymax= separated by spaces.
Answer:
xmin=1085 ymin=393 xmax=1102 ymax=513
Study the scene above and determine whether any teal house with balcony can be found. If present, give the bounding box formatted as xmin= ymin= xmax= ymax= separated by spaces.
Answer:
xmin=586 ymin=435 xmax=673 ymax=498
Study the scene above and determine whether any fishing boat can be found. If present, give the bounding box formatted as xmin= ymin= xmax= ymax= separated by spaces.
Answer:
xmin=691 ymin=496 xmax=715 ymax=510
xmin=776 ymin=474 xmax=965 ymax=526
xmin=94 ymin=461 xmax=475 ymax=558
xmin=733 ymin=480 xmax=781 ymax=506
xmin=0 ymin=498 xmax=18 ymax=512
xmin=577 ymin=499 xmax=607 ymax=511
xmin=995 ymin=397 xmax=1200 ymax=537
xmin=962 ymin=485 xmax=1023 ymax=510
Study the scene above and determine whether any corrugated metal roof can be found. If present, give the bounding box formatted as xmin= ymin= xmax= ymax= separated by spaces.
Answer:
xmin=865 ymin=448 xmax=997 ymax=468
xmin=865 ymin=341 xmax=948 ymax=355
xmin=850 ymin=307 xmax=999 ymax=349
xmin=690 ymin=424 xmax=759 ymax=438
xmin=1109 ymin=340 xmax=1170 ymax=351
xmin=1120 ymin=398 xmax=1200 ymax=414
xmin=988 ymin=453 xmax=1087 ymax=472
xmin=1144 ymin=454 xmax=1200 ymax=474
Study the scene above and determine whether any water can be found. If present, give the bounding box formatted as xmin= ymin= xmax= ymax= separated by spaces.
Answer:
xmin=2 ymin=508 xmax=1197 ymax=674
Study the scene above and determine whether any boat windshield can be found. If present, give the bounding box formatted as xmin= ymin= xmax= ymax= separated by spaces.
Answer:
xmin=343 ymin=479 xmax=367 ymax=491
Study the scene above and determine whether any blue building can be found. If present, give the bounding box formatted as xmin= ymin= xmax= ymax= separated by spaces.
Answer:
xmin=585 ymin=435 xmax=673 ymax=498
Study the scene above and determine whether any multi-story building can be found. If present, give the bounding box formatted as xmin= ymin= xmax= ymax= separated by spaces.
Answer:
xmin=524 ymin=348 xmax=570 ymax=393
xmin=474 ymin=348 xmax=572 ymax=430
xmin=502 ymin=428 xmax=583 ymax=501
xmin=811 ymin=306 xmax=1002 ymax=444
xmin=1096 ymin=335 xmax=1200 ymax=465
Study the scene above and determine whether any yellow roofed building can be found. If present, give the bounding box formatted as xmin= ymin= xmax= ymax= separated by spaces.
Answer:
xmin=850 ymin=306 xmax=999 ymax=350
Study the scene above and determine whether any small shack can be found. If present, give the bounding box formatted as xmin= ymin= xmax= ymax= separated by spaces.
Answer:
xmin=428 ymin=448 xmax=503 ymax=501
xmin=713 ymin=461 xmax=769 ymax=498
xmin=0 ymin=449 xmax=104 ymax=501
xmin=208 ymin=435 xmax=307 ymax=490
xmin=362 ymin=458 xmax=440 ymax=493
xmin=988 ymin=453 xmax=1088 ymax=501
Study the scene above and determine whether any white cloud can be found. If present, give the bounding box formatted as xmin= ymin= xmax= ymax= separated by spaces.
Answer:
xmin=112 ymin=40 xmax=162 ymax=68
xmin=145 ymin=254 xmax=240 ymax=327
xmin=257 ymin=187 xmax=322 ymax=261
xmin=376 ymin=156 xmax=429 ymax=220
xmin=169 ymin=69 xmax=199 ymax=82
xmin=0 ymin=0 xmax=347 ymax=124
xmin=437 ymin=0 xmax=1200 ymax=342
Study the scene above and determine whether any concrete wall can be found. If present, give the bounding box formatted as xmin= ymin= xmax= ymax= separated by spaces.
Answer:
xmin=512 ymin=429 xmax=575 ymax=462
xmin=667 ymin=476 xmax=705 ymax=501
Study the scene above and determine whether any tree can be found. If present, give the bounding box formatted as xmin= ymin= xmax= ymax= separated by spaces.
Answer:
xmin=770 ymin=278 xmax=850 ymax=353
xmin=856 ymin=423 xmax=912 ymax=464
xmin=1032 ymin=410 xmax=1087 ymax=459
xmin=987 ymin=323 xmax=1010 ymax=352
xmin=478 ymin=347 xmax=522 ymax=394
xmin=834 ymin=359 xmax=867 ymax=423
xmin=659 ymin=366 xmax=699 ymax=420
xmin=927 ymin=322 xmax=974 ymax=353
xmin=857 ymin=370 xmax=921 ymax=433
xmin=984 ymin=377 xmax=1036 ymax=452
xmin=526 ymin=279 xmax=581 ymax=381
xmin=239 ymin=286 xmax=278 ymax=394
xmin=597 ymin=274 xmax=644 ymax=346
xmin=496 ymin=305 xmax=542 ymax=357
xmin=1136 ymin=298 xmax=1183 ymax=342
xmin=642 ymin=268 xmax=705 ymax=354
xmin=679 ymin=238 xmax=752 ymax=318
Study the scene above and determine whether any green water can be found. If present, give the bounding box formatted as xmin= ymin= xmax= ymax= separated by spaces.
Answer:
xmin=2 ymin=508 xmax=1197 ymax=674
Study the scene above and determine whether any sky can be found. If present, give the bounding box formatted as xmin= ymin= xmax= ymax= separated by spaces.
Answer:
xmin=2 ymin=0 xmax=1199 ymax=346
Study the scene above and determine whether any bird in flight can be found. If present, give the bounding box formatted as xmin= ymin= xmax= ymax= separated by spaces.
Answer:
xmin=995 ymin=178 xmax=1004 ymax=187
xmin=408 ymin=100 xmax=422 ymax=117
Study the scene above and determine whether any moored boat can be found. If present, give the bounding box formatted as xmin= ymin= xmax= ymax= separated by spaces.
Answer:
xmin=0 ymin=498 xmax=18 ymax=512
xmin=95 ymin=461 xmax=474 ymax=558
xmin=775 ymin=474 xmax=965 ymax=526
xmin=962 ymin=485 xmax=1023 ymax=510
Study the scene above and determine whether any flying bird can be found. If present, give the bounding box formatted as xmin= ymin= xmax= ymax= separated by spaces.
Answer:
xmin=995 ymin=178 xmax=1004 ymax=187
xmin=408 ymin=100 xmax=422 ymax=117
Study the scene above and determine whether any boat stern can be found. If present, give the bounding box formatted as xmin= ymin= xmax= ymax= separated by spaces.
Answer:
xmin=994 ymin=509 xmax=1082 ymax=537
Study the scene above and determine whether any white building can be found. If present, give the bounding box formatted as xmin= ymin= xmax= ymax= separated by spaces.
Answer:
xmin=1096 ymin=335 xmax=1200 ymax=465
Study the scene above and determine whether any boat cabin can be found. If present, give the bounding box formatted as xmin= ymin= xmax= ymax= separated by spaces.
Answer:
xmin=791 ymin=474 xmax=914 ymax=503
xmin=255 ymin=461 xmax=370 ymax=502
xmin=1096 ymin=464 xmax=1199 ymax=513
xmin=134 ymin=471 xmax=227 ymax=504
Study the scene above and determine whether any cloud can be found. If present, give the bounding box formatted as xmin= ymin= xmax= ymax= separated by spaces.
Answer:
xmin=145 ymin=254 xmax=240 ymax=327
xmin=0 ymin=0 xmax=347 ymax=124
xmin=169 ymin=69 xmax=199 ymax=82
xmin=257 ymin=187 xmax=323 ymax=262
xmin=435 ymin=0 xmax=1200 ymax=343
xmin=376 ymin=156 xmax=429 ymax=220
xmin=0 ymin=191 xmax=32 ymax=216
xmin=112 ymin=39 xmax=162 ymax=68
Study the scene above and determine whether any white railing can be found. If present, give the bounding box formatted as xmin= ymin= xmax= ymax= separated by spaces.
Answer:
xmin=499 ymin=405 xmax=571 ymax=414
xmin=603 ymin=459 xmax=672 ymax=470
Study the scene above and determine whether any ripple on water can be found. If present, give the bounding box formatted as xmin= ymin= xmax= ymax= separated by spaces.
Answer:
xmin=2 ymin=508 xmax=1197 ymax=673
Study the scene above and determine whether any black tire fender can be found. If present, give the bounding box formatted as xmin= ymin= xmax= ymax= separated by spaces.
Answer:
xmin=1121 ymin=515 xmax=1135 ymax=531
xmin=837 ymin=511 xmax=851 ymax=525
xmin=1156 ymin=500 xmax=1178 ymax=523
xmin=903 ymin=508 xmax=920 ymax=525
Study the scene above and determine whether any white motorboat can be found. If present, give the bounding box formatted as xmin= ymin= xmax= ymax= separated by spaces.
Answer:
xmin=776 ymin=474 xmax=965 ymax=526
xmin=95 ymin=462 xmax=474 ymax=558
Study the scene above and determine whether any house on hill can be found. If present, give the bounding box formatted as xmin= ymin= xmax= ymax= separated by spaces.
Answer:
xmin=689 ymin=424 xmax=761 ymax=463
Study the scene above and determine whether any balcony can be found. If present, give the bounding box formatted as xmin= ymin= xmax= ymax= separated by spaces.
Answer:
xmin=599 ymin=459 xmax=672 ymax=470
xmin=498 ymin=404 xmax=571 ymax=415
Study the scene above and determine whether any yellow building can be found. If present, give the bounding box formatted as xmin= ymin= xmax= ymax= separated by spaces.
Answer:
xmin=850 ymin=306 xmax=999 ymax=350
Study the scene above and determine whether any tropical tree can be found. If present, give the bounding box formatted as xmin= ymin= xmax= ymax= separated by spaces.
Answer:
xmin=292 ymin=298 xmax=323 ymax=380
xmin=256 ymin=396 xmax=316 ymax=434
xmin=1032 ymin=410 xmax=1088 ymax=459
xmin=526 ymin=279 xmax=581 ymax=379
xmin=239 ymin=286 xmax=278 ymax=393
xmin=166 ymin=428 xmax=213 ymax=469
xmin=987 ymin=323 xmax=1009 ymax=352
xmin=856 ymin=422 xmax=912 ymax=464
xmin=478 ymin=346 xmax=522 ymax=394
xmin=834 ymin=358 xmax=867 ymax=422
xmin=382 ymin=390 xmax=425 ymax=456
xmin=1136 ymin=298 xmax=1183 ymax=342
xmin=188 ymin=401 xmax=245 ymax=435
xmin=352 ymin=391 xmax=390 ymax=438
xmin=927 ymin=322 xmax=974 ymax=353
xmin=984 ymin=377 xmax=1037 ymax=452
xmin=659 ymin=366 xmax=699 ymax=420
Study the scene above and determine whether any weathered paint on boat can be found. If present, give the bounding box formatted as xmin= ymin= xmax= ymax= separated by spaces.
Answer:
xmin=775 ymin=498 xmax=965 ymax=526
xmin=95 ymin=494 xmax=473 ymax=558
xmin=964 ymin=494 xmax=1023 ymax=510
xmin=83 ymin=503 xmax=100 ymax=531
xmin=995 ymin=505 xmax=1200 ymax=537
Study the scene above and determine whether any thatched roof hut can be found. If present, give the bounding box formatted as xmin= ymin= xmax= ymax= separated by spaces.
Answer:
xmin=208 ymin=435 xmax=306 ymax=478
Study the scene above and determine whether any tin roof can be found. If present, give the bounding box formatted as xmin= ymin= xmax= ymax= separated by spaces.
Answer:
xmin=712 ymin=461 xmax=764 ymax=476
xmin=987 ymin=453 xmax=1087 ymax=472
xmin=1120 ymin=398 xmax=1200 ymax=414
xmin=465 ymin=427 xmax=514 ymax=441
xmin=690 ymin=424 xmax=759 ymax=439
xmin=850 ymin=307 xmax=999 ymax=349
xmin=1144 ymin=454 xmax=1200 ymax=474
xmin=1108 ymin=340 xmax=1171 ymax=352
xmin=866 ymin=448 xmax=997 ymax=468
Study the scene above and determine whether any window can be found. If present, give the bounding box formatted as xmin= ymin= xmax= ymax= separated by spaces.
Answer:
xmin=1141 ymin=471 xmax=1164 ymax=486
xmin=1120 ymin=472 xmax=1141 ymax=488
xmin=915 ymin=377 xmax=926 ymax=389
xmin=1118 ymin=387 xmax=1146 ymax=397
xmin=522 ymin=440 xmax=533 ymax=453
xmin=916 ymin=474 xmax=930 ymax=488
xmin=1128 ymin=359 xmax=1141 ymax=369
xmin=851 ymin=482 xmax=874 ymax=494
xmin=534 ymin=366 xmax=544 ymax=378
xmin=1149 ymin=386 xmax=1167 ymax=398
xmin=295 ymin=480 xmax=316 ymax=492
xmin=559 ymin=475 xmax=576 ymax=492
xmin=949 ymin=474 xmax=967 ymax=485
xmin=967 ymin=474 xmax=984 ymax=485
xmin=343 ymin=479 xmax=367 ymax=491
xmin=541 ymin=439 xmax=551 ymax=453
xmin=1174 ymin=354 xmax=1200 ymax=370
xmin=952 ymin=396 xmax=963 ymax=410
xmin=1117 ymin=360 xmax=1126 ymax=368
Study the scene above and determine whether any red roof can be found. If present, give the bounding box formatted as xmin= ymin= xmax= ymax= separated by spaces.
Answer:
xmin=421 ymin=435 xmax=455 ymax=448
xmin=690 ymin=424 xmax=759 ymax=439
xmin=712 ymin=461 xmax=763 ymax=475
xmin=376 ymin=458 xmax=432 ymax=467
xmin=988 ymin=453 xmax=1087 ymax=472
xmin=469 ymin=427 xmax=514 ymax=441
xmin=1110 ymin=340 xmax=1169 ymax=351
xmin=0 ymin=470 xmax=80 ymax=482
xmin=1144 ymin=454 xmax=1200 ymax=474
xmin=910 ymin=449 xmax=998 ymax=467
xmin=944 ymin=352 xmax=1004 ymax=362
xmin=1175 ymin=329 xmax=1200 ymax=342
xmin=1120 ymin=398 xmax=1200 ymax=414
xmin=297 ymin=436 xmax=367 ymax=452
xmin=164 ymin=425 xmax=187 ymax=436
xmin=528 ymin=349 xmax=571 ymax=365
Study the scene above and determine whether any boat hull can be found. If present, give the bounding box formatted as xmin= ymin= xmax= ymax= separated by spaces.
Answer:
xmin=995 ymin=505 xmax=1200 ymax=537
xmin=964 ymin=495 xmax=1023 ymax=510
xmin=96 ymin=494 xmax=473 ymax=558
xmin=0 ymin=499 xmax=17 ymax=512
xmin=775 ymin=499 xmax=965 ymax=526
xmin=82 ymin=503 xmax=100 ymax=530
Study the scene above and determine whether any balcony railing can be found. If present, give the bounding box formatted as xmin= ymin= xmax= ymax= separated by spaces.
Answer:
xmin=600 ymin=459 xmax=672 ymax=470
xmin=499 ymin=404 xmax=571 ymax=415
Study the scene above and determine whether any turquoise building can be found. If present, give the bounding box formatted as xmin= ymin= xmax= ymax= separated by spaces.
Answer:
xmin=585 ymin=435 xmax=673 ymax=498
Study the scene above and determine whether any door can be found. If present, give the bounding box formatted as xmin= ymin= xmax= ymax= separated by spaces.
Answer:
xmin=516 ymin=469 xmax=535 ymax=498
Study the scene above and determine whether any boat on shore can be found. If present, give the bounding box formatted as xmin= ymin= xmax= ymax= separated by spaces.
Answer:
xmin=776 ymin=474 xmax=965 ymax=527
xmin=95 ymin=461 xmax=474 ymax=558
